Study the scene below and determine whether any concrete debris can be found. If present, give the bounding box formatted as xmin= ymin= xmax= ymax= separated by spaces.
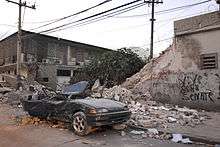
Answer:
xmin=91 ymin=84 xmax=210 ymax=140
xmin=0 ymin=84 xmax=12 ymax=94
xmin=18 ymin=116 xmax=66 ymax=129
xmin=127 ymin=100 xmax=208 ymax=129
xmin=168 ymin=117 xmax=177 ymax=123
xmin=121 ymin=131 xmax=126 ymax=136
xmin=130 ymin=130 xmax=145 ymax=135
xmin=181 ymin=138 xmax=193 ymax=144
xmin=0 ymin=80 xmax=53 ymax=107
xmin=112 ymin=124 xmax=127 ymax=130
xmin=171 ymin=134 xmax=192 ymax=144
xmin=93 ymin=85 xmax=150 ymax=103
xmin=147 ymin=128 xmax=159 ymax=135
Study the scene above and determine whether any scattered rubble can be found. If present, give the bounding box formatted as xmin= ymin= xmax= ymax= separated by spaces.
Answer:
xmin=92 ymin=83 xmax=210 ymax=141
xmin=121 ymin=131 xmax=126 ymax=136
xmin=17 ymin=116 xmax=67 ymax=129
xmin=92 ymin=85 xmax=150 ymax=103
xmin=171 ymin=134 xmax=193 ymax=144
xmin=130 ymin=130 xmax=145 ymax=135
xmin=112 ymin=124 xmax=127 ymax=130
xmin=128 ymin=100 xmax=209 ymax=129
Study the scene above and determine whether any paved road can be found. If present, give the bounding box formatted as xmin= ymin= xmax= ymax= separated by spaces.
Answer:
xmin=0 ymin=103 xmax=208 ymax=147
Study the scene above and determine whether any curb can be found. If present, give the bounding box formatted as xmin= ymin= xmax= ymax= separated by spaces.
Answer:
xmin=128 ymin=124 xmax=220 ymax=145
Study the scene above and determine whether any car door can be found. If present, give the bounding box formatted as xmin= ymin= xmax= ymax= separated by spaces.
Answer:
xmin=24 ymin=99 xmax=49 ymax=118
xmin=43 ymin=99 xmax=67 ymax=121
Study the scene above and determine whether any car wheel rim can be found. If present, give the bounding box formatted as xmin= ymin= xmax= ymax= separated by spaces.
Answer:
xmin=73 ymin=116 xmax=85 ymax=133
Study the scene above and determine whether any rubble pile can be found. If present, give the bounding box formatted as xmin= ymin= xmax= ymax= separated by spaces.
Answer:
xmin=92 ymin=85 xmax=151 ymax=103
xmin=127 ymin=100 xmax=209 ymax=129
xmin=0 ymin=80 xmax=54 ymax=106
xmin=92 ymin=83 xmax=209 ymax=130
xmin=0 ymin=90 xmax=23 ymax=106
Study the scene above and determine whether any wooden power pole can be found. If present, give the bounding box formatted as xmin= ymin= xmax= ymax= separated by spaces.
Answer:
xmin=144 ymin=0 xmax=163 ymax=59
xmin=6 ymin=0 xmax=35 ymax=89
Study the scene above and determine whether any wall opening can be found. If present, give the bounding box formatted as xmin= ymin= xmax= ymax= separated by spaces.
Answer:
xmin=57 ymin=70 xmax=71 ymax=77
xmin=43 ymin=77 xmax=49 ymax=82
xmin=200 ymin=53 xmax=218 ymax=69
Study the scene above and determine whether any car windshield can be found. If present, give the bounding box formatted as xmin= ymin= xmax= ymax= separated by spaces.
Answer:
xmin=62 ymin=81 xmax=89 ymax=95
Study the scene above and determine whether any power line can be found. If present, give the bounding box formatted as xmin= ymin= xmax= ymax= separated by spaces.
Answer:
xmin=0 ymin=31 xmax=10 ymax=40
xmin=30 ymin=0 xmax=113 ymax=30
xmin=22 ymin=0 xmax=145 ymax=39
xmin=36 ymin=0 xmax=143 ymax=34
xmin=40 ymin=0 xmax=210 ymax=33
xmin=0 ymin=24 xmax=17 ymax=28
xmin=141 ymin=37 xmax=173 ymax=47
xmin=93 ymin=10 xmax=206 ymax=35
xmin=115 ymin=0 xmax=211 ymax=18
xmin=43 ymin=2 xmax=146 ymax=34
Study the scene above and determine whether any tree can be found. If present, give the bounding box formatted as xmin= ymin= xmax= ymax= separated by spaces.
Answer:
xmin=70 ymin=48 xmax=145 ymax=88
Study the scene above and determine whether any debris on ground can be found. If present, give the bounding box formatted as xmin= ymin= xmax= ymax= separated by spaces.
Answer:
xmin=126 ymin=98 xmax=209 ymax=129
xmin=171 ymin=134 xmax=193 ymax=144
xmin=112 ymin=124 xmax=127 ymax=130
xmin=147 ymin=128 xmax=159 ymax=135
xmin=91 ymin=83 xmax=210 ymax=141
xmin=92 ymin=85 xmax=150 ymax=103
xmin=130 ymin=130 xmax=145 ymax=135
xmin=0 ymin=84 xmax=12 ymax=95
xmin=16 ymin=116 xmax=67 ymax=129
xmin=121 ymin=131 xmax=126 ymax=136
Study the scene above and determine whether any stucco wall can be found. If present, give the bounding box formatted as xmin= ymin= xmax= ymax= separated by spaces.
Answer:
xmin=38 ymin=64 xmax=57 ymax=90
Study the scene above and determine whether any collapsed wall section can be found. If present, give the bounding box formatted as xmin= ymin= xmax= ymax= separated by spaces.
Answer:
xmin=123 ymin=12 xmax=220 ymax=111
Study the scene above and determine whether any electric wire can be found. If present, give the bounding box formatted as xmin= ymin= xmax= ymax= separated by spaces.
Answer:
xmin=43 ymin=2 xmax=146 ymax=34
xmin=36 ymin=0 xmax=143 ymax=34
xmin=30 ymin=0 xmax=113 ymax=30
xmin=115 ymin=0 xmax=211 ymax=18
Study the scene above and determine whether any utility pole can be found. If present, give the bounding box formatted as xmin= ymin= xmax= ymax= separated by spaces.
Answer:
xmin=6 ymin=0 xmax=35 ymax=89
xmin=144 ymin=0 xmax=163 ymax=59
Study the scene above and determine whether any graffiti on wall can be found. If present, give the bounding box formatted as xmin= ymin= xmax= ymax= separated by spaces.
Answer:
xmin=178 ymin=73 xmax=215 ymax=102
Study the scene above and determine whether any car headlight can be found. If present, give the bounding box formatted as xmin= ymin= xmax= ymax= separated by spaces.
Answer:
xmin=97 ymin=108 xmax=108 ymax=113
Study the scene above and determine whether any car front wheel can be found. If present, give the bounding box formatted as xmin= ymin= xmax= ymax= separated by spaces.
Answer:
xmin=72 ymin=112 xmax=92 ymax=136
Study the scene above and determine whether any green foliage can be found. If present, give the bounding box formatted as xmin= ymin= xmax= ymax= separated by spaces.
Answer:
xmin=70 ymin=48 xmax=145 ymax=88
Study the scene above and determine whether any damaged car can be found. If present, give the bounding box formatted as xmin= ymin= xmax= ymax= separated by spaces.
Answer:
xmin=21 ymin=81 xmax=131 ymax=136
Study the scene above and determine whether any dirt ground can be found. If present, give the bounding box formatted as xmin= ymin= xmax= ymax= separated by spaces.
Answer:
xmin=0 ymin=103 xmax=210 ymax=147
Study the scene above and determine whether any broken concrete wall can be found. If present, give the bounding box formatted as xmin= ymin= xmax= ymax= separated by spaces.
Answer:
xmin=123 ymin=12 xmax=220 ymax=111
xmin=37 ymin=64 xmax=57 ymax=90
xmin=0 ymin=33 xmax=17 ymax=66
xmin=123 ymin=44 xmax=220 ymax=111
xmin=1 ymin=74 xmax=17 ymax=88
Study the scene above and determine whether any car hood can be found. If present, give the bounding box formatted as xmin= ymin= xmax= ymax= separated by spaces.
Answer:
xmin=73 ymin=98 xmax=126 ymax=110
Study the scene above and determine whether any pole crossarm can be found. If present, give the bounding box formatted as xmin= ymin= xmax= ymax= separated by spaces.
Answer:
xmin=6 ymin=0 xmax=36 ymax=9
xmin=144 ymin=0 xmax=163 ymax=4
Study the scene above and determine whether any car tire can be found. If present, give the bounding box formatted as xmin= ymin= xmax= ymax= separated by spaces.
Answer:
xmin=72 ymin=112 xmax=92 ymax=136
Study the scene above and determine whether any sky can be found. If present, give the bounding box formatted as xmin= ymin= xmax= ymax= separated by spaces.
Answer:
xmin=0 ymin=0 xmax=219 ymax=57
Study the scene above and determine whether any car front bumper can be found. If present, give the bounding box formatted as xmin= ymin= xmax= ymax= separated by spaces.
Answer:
xmin=86 ymin=110 xmax=131 ymax=127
